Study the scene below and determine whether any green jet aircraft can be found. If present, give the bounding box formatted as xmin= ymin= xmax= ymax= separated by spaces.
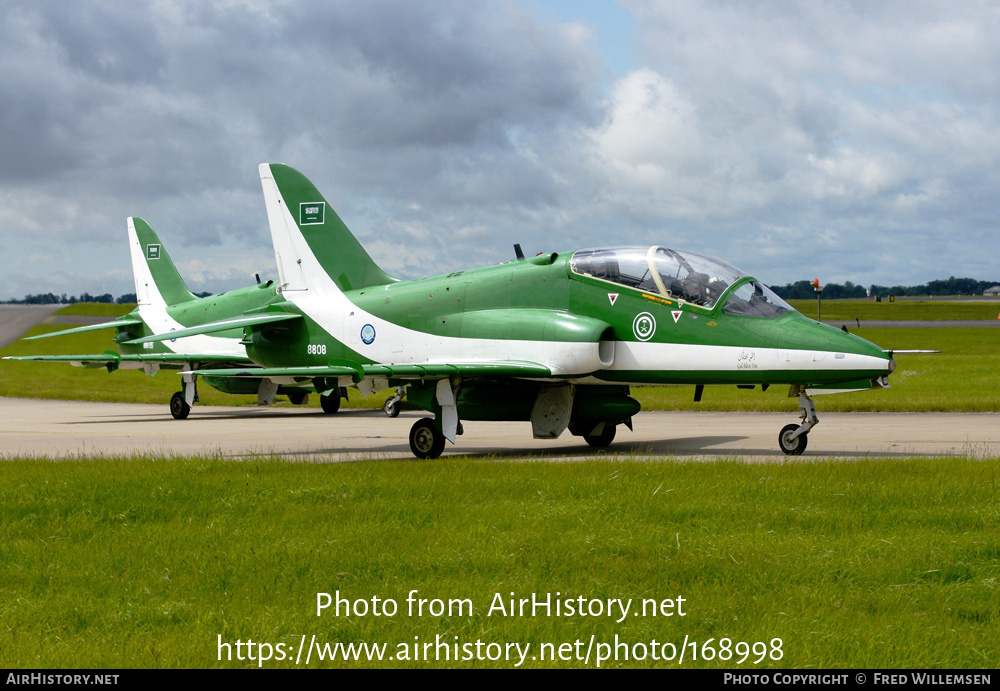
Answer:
xmin=124 ymin=163 xmax=897 ymax=459
xmin=4 ymin=217 xmax=348 ymax=418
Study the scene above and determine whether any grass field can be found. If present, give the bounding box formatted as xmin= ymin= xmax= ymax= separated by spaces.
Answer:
xmin=1 ymin=456 xmax=997 ymax=668
xmin=3 ymin=304 xmax=997 ymax=670
xmin=52 ymin=303 xmax=139 ymax=317
xmin=786 ymin=299 xmax=1000 ymax=321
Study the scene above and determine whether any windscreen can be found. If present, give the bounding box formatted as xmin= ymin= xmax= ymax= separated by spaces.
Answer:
xmin=721 ymin=280 xmax=793 ymax=318
xmin=571 ymin=246 xmax=744 ymax=308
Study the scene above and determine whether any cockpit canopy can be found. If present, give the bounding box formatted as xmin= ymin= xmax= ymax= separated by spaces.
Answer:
xmin=570 ymin=246 xmax=793 ymax=318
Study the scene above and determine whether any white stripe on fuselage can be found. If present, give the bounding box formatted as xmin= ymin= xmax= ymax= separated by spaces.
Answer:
xmin=135 ymin=303 xmax=247 ymax=357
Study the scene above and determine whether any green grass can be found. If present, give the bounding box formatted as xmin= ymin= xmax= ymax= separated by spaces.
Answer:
xmin=3 ymin=325 xmax=998 ymax=412
xmin=787 ymin=299 xmax=1000 ymax=321
xmin=1 ymin=456 xmax=997 ymax=668
xmin=54 ymin=303 xmax=137 ymax=317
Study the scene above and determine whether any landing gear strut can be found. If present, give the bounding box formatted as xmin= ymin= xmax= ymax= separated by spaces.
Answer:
xmin=779 ymin=388 xmax=818 ymax=456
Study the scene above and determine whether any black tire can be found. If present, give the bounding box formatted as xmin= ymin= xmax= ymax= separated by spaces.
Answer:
xmin=384 ymin=398 xmax=400 ymax=418
xmin=409 ymin=418 xmax=445 ymax=459
xmin=584 ymin=424 xmax=616 ymax=448
xmin=288 ymin=391 xmax=309 ymax=405
xmin=320 ymin=393 xmax=341 ymax=415
xmin=170 ymin=391 xmax=190 ymax=420
xmin=779 ymin=423 xmax=808 ymax=455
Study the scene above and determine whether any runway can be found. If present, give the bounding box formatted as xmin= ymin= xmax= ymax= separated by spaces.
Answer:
xmin=0 ymin=305 xmax=62 ymax=348
xmin=1 ymin=397 xmax=996 ymax=462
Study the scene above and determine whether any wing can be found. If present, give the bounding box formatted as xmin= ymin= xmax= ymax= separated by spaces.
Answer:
xmin=123 ymin=312 xmax=301 ymax=345
xmin=186 ymin=360 xmax=552 ymax=382
xmin=22 ymin=318 xmax=144 ymax=341
xmin=4 ymin=352 xmax=254 ymax=370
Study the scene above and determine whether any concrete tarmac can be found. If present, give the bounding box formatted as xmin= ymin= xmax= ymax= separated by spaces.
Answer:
xmin=1 ymin=397 xmax=996 ymax=462
xmin=0 ymin=305 xmax=62 ymax=348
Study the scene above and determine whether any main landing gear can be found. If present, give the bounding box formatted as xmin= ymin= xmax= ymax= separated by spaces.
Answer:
xmin=409 ymin=418 xmax=445 ymax=459
xmin=320 ymin=393 xmax=341 ymax=414
xmin=170 ymin=375 xmax=198 ymax=420
xmin=169 ymin=391 xmax=190 ymax=420
xmin=779 ymin=388 xmax=818 ymax=456
xmin=407 ymin=416 xmax=464 ymax=459
xmin=583 ymin=423 xmax=617 ymax=448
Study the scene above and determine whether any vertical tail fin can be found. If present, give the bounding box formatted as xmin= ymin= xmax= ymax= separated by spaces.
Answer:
xmin=259 ymin=163 xmax=395 ymax=293
xmin=127 ymin=217 xmax=197 ymax=306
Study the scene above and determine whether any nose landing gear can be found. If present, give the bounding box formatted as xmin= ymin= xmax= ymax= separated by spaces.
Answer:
xmin=383 ymin=386 xmax=405 ymax=418
xmin=779 ymin=388 xmax=818 ymax=456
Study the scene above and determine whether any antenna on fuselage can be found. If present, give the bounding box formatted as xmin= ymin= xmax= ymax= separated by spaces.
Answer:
xmin=513 ymin=244 xmax=525 ymax=261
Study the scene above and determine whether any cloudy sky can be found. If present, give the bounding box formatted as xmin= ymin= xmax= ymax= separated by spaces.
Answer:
xmin=2 ymin=0 xmax=998 ymax=300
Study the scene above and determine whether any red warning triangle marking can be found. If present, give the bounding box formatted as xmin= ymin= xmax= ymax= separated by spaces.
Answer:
xmin=608 ymin=293 xmax=619 ymax=306
xmin=671 ymin=310 xmax=683 ymax=323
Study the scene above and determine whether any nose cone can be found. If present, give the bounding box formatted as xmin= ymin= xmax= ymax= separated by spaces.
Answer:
xmin=776 ymin=314 xmax=893 ymax=382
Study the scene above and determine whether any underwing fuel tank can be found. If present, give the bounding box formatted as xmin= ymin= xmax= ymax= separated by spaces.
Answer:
xmin=571 ymin=389 xmax=641 ymax=422
xmin=431 ymin=383 xmax=640 ymax=423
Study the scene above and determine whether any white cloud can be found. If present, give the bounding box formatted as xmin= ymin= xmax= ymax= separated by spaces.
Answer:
xmin=1 ymin=0 xmax=998 ymax=301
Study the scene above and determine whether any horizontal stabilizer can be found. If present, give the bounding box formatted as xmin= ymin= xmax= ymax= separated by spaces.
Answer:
xmin=23 ymin=318 xmax=144 ymax=340
xmin=124 ymin=313 xmax=302 ymax=345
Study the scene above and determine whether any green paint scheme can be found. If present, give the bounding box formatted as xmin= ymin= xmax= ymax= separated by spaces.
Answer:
xmin=5 ymin=218 xmax=314 ymax=410
xmin=132 ymin=217 xmax=197 ymax=305
xmin=269 ymin=164 xmax=396 ymax=291
xmin=241 ymin=163 xmax=897 ymax=456
xmin=242 ymin=253 xmax=889 ymax=388
xmin=9 ymin=164 xmax=898 ymax=457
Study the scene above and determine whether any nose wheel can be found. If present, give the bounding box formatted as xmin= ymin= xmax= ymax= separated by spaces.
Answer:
xmin=384 ymin=386 xmax=405 ymax=418
xmin=779 ymin=388 xmax=818 ymax=456
xmin=778 ymin=423 xmax=808 ymax=455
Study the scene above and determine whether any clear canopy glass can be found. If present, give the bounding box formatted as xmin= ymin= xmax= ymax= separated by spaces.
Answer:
xmin=570 ymin=246 xmax=792 ymax=316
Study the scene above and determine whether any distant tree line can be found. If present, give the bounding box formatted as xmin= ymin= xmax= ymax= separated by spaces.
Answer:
xmin=771 ymin=277 xmax=999 ymax=300
xmin=2 ymin=291 xmax=211 ymax=305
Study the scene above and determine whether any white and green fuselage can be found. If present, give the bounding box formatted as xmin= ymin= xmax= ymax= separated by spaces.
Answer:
xmin=161 ymin=163 xmax=893 ymax=456
xmin=11 ymin=162 xmax=896 ymax=457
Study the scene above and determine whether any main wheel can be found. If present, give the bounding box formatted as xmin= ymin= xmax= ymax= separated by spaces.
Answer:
xmin=779 ymin=423 xmax=808 ymax=455
xmin=584 ymin=424 xmax=616 ymax=448
xmin=320 ymin=393 xmax=341 ymax=415
xmin=409 ymin=418 xmax=445 ymax=459
xmin=288 ymin=391 xmax=309 ymax=405
xmin=169 ymin=391 xmax=190 ymax=420
xmin=384 ymin=398 xmax=400 ymax=418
